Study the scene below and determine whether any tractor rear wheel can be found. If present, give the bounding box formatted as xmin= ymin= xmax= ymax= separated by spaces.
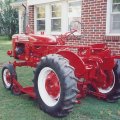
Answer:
xmin=2 ymin=64 xmax=17 ymax=90
xmin=97 ymin=60 xmax=120 ymax=102
xmin=34 ymin=54 xmax=78 ymax=117
xmin=97 ymin=70 xmax=115 ymax=94
xmin=113 ymin=60 xmax=120 ymax=92
xmin=97 ymin=70 xmax=116 ymax=102
xmin=106 ymin=60 xmax=120 ymax=102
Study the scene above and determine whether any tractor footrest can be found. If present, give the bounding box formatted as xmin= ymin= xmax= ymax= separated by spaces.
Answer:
xmin=22 ymin=87 xmax=36 ymax=99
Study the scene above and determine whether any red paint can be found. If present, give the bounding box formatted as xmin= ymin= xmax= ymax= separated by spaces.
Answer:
xmin=45 ymin=72 xmax=60 ymax=98
xmin=7 ymin=30 xmax=120 ymax=101
xmin=6 ymin=70 xmax=11 ymax=84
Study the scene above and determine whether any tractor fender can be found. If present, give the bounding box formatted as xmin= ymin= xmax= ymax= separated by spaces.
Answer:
xmin=57 ymin=51 xmax=86 ymax=77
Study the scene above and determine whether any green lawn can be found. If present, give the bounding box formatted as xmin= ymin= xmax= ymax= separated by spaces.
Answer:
xmin=0 ymin=37 xmax=120 ymax=120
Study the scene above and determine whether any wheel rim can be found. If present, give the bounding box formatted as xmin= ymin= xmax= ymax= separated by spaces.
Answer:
xmin=3 ymin=69 xmax=11 ymax=88
xmin=98 ymin=71 xmax=115 ymax=94
xmin=38 ymin=67 xmax=61 ymax=107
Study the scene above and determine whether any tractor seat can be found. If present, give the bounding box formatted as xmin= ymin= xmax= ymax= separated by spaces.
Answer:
xmin=29 ymin=34 xmax=58 ymax=45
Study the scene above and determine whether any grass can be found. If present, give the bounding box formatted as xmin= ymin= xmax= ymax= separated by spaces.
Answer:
xmin=0 ymin=37 xmax=120 ymax=120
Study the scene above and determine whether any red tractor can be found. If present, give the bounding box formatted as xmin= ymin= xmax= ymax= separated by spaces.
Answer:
xmin=2 ymin=23 xmax=120 ymax=117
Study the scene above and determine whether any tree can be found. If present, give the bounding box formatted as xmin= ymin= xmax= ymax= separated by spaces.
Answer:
xmin=0 ymin=0 xmax=18 ymax=39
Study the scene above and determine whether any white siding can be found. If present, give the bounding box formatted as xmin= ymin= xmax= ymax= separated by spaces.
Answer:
xmin=28 ymin=0 xmax=60 ymax=5
xmin=19 ymin=7 xmax=24 ymax=33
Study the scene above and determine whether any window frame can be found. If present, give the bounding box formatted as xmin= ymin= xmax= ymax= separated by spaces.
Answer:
xmin=106 ymin=0 xmax=120 ymax=36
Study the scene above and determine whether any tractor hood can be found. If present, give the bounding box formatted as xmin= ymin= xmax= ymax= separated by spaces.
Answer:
xmin=12 ymin=34 xmax=58 ymax=45
xmin=29 ymin=34 xmax=58 ymax=45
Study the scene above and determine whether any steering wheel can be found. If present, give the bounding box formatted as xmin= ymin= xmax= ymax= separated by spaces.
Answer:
xmin=65 ymin=21 xmax=85 ymax=40
xmin=57 ymin=21 xmax=85 ymax=45
xmin=64 ymin=29 xmax=78 ymax=40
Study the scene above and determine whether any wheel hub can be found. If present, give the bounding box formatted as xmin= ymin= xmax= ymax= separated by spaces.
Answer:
xmin=6 ymin=71 xmax=11 ymax=83
xmin=3 ymin=69 xmax=12 ymax=88
xmin=45 ymin=72 xmax=60 ymax=98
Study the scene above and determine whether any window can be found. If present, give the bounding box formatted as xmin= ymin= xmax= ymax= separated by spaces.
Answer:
xmin=35 ymin=1 xmax=82 ymax=34
xmin=51 ymin=3 xmax=61 ymax=32
xmin=107 ymin=0 xmax=120 ymax=35
xmin=110 ymin=0 xmax=120 ymax=33
xmin=36 ymin=5 xmax=45 ymax=31
xmin=68 ymin=1 xmax=81 ymax=32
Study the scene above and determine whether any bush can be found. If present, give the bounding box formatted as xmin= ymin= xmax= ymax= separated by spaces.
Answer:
xmin=0 ymin=0 xmax=18 ymax=39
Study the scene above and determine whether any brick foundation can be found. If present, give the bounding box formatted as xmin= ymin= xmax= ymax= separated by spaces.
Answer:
xmin=103 ymin=36 xmax=120 ymax=54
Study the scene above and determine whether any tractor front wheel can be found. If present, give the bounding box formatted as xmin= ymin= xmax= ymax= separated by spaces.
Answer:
xmin=34 ymin=54 xmax=78 ymax=117
xmin=2 ymin=64 xmax=17 ymax=90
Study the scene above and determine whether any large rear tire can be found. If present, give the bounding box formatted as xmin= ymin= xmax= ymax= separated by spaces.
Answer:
xmin=98 ymin=60 xmax=120 ymax=102
xmin=113 ymin=60 xmax=120 ymax=91
xmin=97 ymin=70 xmax=115 ymax=95
xmin=106 ymin=60 xmax=120 ymax=101
xmin=34 ymin=54 xmax=78 ymax=117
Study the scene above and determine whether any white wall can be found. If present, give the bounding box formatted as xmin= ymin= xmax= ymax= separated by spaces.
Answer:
xmin=28 ymin=0 xmax=60 ymax=5
xmin=19 ymin=7 xmax=25 ymax=34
